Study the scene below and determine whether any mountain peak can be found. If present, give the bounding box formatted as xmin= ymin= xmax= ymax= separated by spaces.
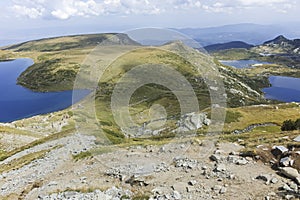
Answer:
xmin=264 ymin=35 xmax=290 ymax=45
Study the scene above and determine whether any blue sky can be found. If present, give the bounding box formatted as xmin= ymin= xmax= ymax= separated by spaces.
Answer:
xmin=1 ymin=0 xmax=299 ymax=45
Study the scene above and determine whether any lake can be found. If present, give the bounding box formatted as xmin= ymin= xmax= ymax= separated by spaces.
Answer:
xmin=220 ymin=59 xmax=300 ymax=102
xmin=0 ymin=58 xmax=89 ymax=122
xmin=262 ymin=76 xmax=300 ymax=102
xmin=220 ymin=60 xmax=271 ymax=68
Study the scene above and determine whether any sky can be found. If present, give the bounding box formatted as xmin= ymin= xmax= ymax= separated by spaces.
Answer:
xmin=1 ymin=0 xmax=300 ymax=45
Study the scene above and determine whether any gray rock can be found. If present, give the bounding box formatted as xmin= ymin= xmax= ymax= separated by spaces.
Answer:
xmin=47 ymin=181 xmax=58 ymax=186
xmin=227 ymin=155 xmax=240 ymax=164
xmin=280 ymin=167 xmax=300 ymax=182
xmin=220 ymin=187 xmax=227 ymax=194
xmin=271 ymin=177 xmax=278 ymax=184
xmin=289 ymin=182 xmax=298 ymax=191
xmin=173 ymin=157 xmax=198 ymax=169
xmin=293 ymin=135 xmax=300 ymax=142
xmin=175 ymin=112 xmax=210 ymax=132
xmin=212 ymin=185 xmax=222 ymax=193
xmin=295 ymin=177 xmax=300 ymax=185
xmin=172 ymin=182 xmax=187 ymax=193
xmin=210 ymin=154 xmax=223 ymax=162
xmin=280 ymin=157 xmax=291 ymax=167
xmin=282 ymin=183 xmax=293 ymax=192
xmin=236 ymin=158 xmax=248 ymax=165
xmin=173 ymin=191 xmax=181 ymax=200
xmin=285 ymin=194 xmax=295 ymax=200
xmin=256 ymin=174 xmax=272 ymax=185
xmin=188 ymin=180 xmax=197 ymax=186
xmin=272 ymin=146 xmax=288 ymax=157
xmin=187 ymin=186 xmax=196 ymax=193
xmin=215 ymin=164 xmax=226 ymax=172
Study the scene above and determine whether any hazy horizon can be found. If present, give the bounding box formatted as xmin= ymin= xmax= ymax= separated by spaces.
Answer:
xmin=1 ymin=0 xmax=300 ymax=46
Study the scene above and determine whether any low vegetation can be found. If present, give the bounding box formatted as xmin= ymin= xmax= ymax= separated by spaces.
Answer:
xmin=281 ymin=118 xmax=300 ymax=131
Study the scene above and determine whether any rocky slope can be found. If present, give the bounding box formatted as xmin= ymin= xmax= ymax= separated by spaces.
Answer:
xmin=1 ymin=130 xmax=300 ymax=200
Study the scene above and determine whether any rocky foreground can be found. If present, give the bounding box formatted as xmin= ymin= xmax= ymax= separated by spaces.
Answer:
xmin=1 ymin=131 xmax=300 ymax=200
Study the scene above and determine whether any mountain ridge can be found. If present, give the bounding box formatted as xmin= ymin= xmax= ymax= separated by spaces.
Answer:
xmin=204 ymin=41 xmax=254 ymax=52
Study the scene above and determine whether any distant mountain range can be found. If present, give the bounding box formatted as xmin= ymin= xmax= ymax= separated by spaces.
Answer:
xmin=176 ymin=23 xmax=300 ymax=46
xmin=203 ymin=35 xmax=300 ymax=54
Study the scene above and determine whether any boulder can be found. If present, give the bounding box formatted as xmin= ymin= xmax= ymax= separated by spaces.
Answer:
xmin=271 ymin=146 xmax=288 ymax=157
xmin=280 ymin=167 xmax=300 ymax=184
xmin=293 ymin=135 xmax=300 ymax=142
xmin=280 ymin=157 xmax=291 ymax=167
xmin=175 ymin=112 xmax=210 ymax=132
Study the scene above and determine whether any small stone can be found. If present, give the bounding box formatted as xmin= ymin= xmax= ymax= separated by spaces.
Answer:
xmin=210 ymin=154 xmax=222 ymax=162
xmin=159 ymin=147 xmax=166 ymax=153
xmin=215 ymin=164 xmax=226 ymax=172
xmin=256 ymin=174 xmax=272 ymax=185
xmin=173 ymin=191 xmax=181 ymax=200
xmin=220 ymin=187 xmax=227 ymax=194
xmin=188 ymin=180 xmax=197 ymax=186
xmin=187 ymin=186 xmax=196 ymax=193
xmin=212 ymin=185 xmax=222 ymax=193
xmin=229 ymin=151 xmax=239 ymax=155
xmin=236 ymin=158 xmax=248 ymax=165
xmin=229 ymin=174 xmax=235 ymax=180
xmin=289 ymin=182 xmax=298 ymax=191
xmin=280 ymin=157 xmax=291 ymax=167
xmin=295 ymin=177 xmax=300 ymax=185
xmin=293 ymin=135 xmax=300 ymax=142
xmin=48 ymin=181 xmax=58 ymax=186
xmin=282 ymin=184 xmax=293 ymax=192
xmin=285 ymin=194 xmax=295 ymax=200
xmin=268 ymin=192 xmax=276 ymax=196
xmin=214 ymin=150 xmax=225 ymax=154
xmin=227 ymin=155 xmax=239 ymax=164
xmin=271 ymin=177 xmax=278 ymax=184
xmin=172 ymin=182 xmax=187 ymax=193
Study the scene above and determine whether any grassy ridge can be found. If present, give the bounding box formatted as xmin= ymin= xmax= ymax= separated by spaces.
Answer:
xmin=94 ymin=47 xmax=211 ymax=143
xmin=1 ymin=33 xmax=140 ymax=92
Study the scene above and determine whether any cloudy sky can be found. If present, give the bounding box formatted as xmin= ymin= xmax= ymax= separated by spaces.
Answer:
xmin=1 ymin=0 xmax=299 ymax=45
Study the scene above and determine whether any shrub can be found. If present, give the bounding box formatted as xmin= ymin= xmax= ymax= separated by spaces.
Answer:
xmin=281 ymin=119 xmax=296 ymax=131
xmin=295 ymin=118 xmax=300 ymax=130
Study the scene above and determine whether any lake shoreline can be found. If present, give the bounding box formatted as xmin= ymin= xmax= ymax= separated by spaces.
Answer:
xmin=0 ymin=58 xmax=89 ymax=123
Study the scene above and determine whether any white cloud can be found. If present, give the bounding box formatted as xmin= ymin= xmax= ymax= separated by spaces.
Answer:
xmin=50 ymin=0 xmax=103 ymax=19
xmin=238 ymin=0 xmax=289 ymax=6
xmin=10 ymin=0 xmax=297 ymax=20
xmin=12 ymin=4 xmax=44 ymax=19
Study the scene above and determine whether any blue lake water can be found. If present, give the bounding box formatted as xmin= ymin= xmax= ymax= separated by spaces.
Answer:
xmin=0 ymin=58 xmax=89 ymax=122
xmin=220 ymin=59 xmax=300 ymax=102
xmin=262 ymin=76 xmax=300 ymax=102
xmin=220 ymin=60 xmax=270 ymax=68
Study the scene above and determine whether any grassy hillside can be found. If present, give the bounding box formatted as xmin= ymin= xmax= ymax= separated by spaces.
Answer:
xmin=1 ymin=33 xmax=140 ymax=92
xmin=0 ymin=33 xmax=280 ymax=144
